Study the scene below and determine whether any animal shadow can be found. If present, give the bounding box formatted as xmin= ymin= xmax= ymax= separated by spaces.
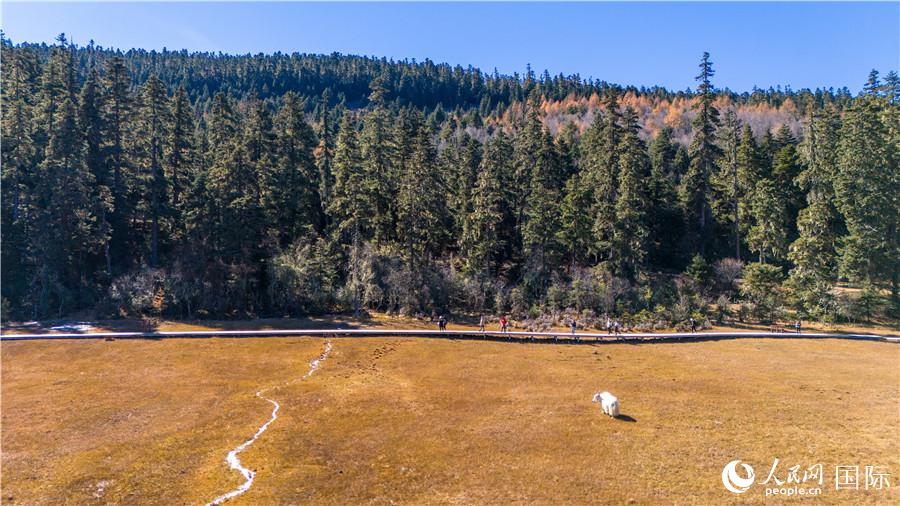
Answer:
xmin=615 ymin=414 xmax=637 ymax=423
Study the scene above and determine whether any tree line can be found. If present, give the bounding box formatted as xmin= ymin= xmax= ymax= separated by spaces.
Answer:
xmin=2 ymin=36 xmax=897 ymax=325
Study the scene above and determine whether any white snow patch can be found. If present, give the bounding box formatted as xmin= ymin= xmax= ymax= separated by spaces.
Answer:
xmin=92 ymin=480 xmax=110 ymax=499
xmin=49 ymin=322 xmax=95 ymax=332
xmin=206 ymin=341 xmax=332 ymax=506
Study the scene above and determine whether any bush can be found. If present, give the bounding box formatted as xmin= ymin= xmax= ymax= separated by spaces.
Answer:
xmin=714 ymin=258 xmax=744 ymax=294
xmin=685 ymin=254 xmax=714 ymax=294
xmin=740 ymin=262 xmax=785 ymax=322
xmin=268 ymin=236 xmax=338 ymax=315
xmin=107 ymin=268 xmax=171 ymax=316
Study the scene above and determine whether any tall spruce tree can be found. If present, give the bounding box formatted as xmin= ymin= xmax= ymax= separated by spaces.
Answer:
xmin=269 ymin=92 xmax=320 ymax=246
xmin=329 ymin=111 xmax=372 ymax=245
xmin=167 ymin=86 xmax=194 ymax=229
xmin=680 ymin=52 xmax=722 ymax=257
xmin=133 ymin=74 xmax=170 ymax=267
xmin=834 ymin=74 xmax=899 ymax=299
xmin=359 ymin=79 xmax=397 ymax=243
xmin=611 ymin=107 xmax=651 ymax=280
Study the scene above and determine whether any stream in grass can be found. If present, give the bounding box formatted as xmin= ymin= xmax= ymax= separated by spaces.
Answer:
xmin=207 ymin=340 xmax=333 ymax=505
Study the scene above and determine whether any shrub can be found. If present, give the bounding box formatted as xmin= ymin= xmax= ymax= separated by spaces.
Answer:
xmin=714 ymin=258 xmax=744 ymax=294
xmin=740 ymin=262 xmax=785 ymax=322
xmin=268 ymin=236 xmax=339 ymax=316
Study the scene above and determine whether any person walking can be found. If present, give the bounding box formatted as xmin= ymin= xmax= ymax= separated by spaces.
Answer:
xmin=606 ymin=316 xmax=612 ymax=335
xmin=438 ymin=315 xmax=446 ymax=332
xmin=479 ymin=314 xmax=486 ymax=333
xmin=571 ymin=318 xmax=577 ymax=335
xmin=614 ymin=320 xmax=620 ymax=336
xmin=500 ymin=315 xmax=508 ymax=333
xmin=795 ymin=320 xmax=801 ymax=334
xmin=689 ymin=317 xmax=697 ymax=333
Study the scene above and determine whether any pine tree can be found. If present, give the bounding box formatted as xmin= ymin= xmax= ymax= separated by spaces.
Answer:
xmin=522 ymin=128 xmax=563 ymax=297
xmin=712 ymin=109 xmax=742 ymax=259
xmin=584 ymin=89 xmax=623 ymax=261
xmin=78 ymin=68 xmax=113 ymax=276
xmin=787 ymin=105 xmax=842 ymax=316
xmin=359 ymin=79 xmax=396 ymax=243
xmin=680 ymin=52 xmax=722 ymax=257
xmin=646 ymin=128 xmax=683 ymax=267
xmin=1 ymin=42 xmax=41 ymax=308
xmin=167 ymin=86 xmax=194 ymax=227
xmin=314 ymin=90 xmax=335 ymax=231
xmin=558 ymin=171 xmax=593 ymax=270
xmin=329 ymin=111 xmax=372 ymax=244
xmin=397 ymin=111 xmax=445 ymax=267
xmin=30 ymin=36 xmax=104 ymax=315
xmin=611 ymin=107 xmax=650 ymax=280
xmin=746 ymin=178 xmax=788 ymax=264
xmin=102 ymin=54 xmax=134 ymax=267
xmin=834 ymin=77 xmax=899 ymax=298
xmin=461 ymin=134 xmax=506 ymax=279
xmin=133 ymin=74 xmax=170 ymax=267
xmin=268 ymin=92 xmax=319 ymax=247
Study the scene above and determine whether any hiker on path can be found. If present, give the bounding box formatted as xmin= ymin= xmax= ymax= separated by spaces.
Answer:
xmin=606 ymin=317 xmax=612 ymax=335
xmin=479 ymin=314 xmax=486 ymax=332
xmin=795 ymin=320 xmax=801 ymax=334
xmin=571 ymin=319 xmax=577 ymax=335
xmin=438 ymin=315 xmax=447 ymax=331
xmin=689 ymin=317 xmax=697 ymax=333
xmin=500 ymin=315 xmax=508 ymax=333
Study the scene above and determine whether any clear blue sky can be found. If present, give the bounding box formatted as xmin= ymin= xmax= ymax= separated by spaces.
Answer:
xmin=2 ymin=2 xmax=897 ymax=92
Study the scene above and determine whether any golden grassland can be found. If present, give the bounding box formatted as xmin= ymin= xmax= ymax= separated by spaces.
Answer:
xmin=2 ymin=334 xmax=898 ymax=505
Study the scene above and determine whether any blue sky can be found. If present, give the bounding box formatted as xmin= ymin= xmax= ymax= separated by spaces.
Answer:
xmin=2 ymin=2 xmax=897 ymax=92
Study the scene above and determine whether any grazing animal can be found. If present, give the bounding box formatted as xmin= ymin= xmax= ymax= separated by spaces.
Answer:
xmin=592 ymin=391 xmax=620 ymax=418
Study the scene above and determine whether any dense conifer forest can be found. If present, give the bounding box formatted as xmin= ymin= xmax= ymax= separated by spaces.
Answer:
xmin=2 ymin=35 xmax=897 ymax=326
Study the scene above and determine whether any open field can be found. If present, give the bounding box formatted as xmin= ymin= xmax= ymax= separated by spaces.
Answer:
xmin=2 ymin=335 xmax=898 ymax=505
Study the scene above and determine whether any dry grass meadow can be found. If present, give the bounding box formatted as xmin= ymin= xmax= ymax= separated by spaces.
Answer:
xmin=2 ymin=333 xmax=898 ymax=505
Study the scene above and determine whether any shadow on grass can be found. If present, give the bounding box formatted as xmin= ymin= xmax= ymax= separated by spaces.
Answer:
xmin=615 ymin=414 xmax=637 ymax=423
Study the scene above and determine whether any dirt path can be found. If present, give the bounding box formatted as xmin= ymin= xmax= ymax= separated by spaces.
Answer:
xmin=206 ymin=340 xmax=332 ymax=505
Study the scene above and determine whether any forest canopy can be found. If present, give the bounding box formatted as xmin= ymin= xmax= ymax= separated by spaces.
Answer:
xmin=2 ymin=35 xmax=897 ymax=326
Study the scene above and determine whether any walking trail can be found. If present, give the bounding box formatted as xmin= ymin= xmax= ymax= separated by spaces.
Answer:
xmin=206 ymin=340 xmax=333 ymax=505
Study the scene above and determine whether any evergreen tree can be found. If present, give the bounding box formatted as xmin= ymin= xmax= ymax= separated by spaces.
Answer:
xmin=583 ymin=89 xmax=623 ymax=261
xmin=133 ymin=74 xmax=170 ymax=266
xmin=646 ymin=128 xmax=683 ymax=267
xmin=79 ymin=68 xmax=113 ymax=276
xmin=315 ymin=90 xmax=335 ymax=231
xmin=834 ymin=78 xmax=899 ymax=298
xmin=521 ymin=128 xmax=563 ymax=297
xmin=461 ymin=134 xmax=507 ymax=279
xmin=329 ymin=111 xmax=372 ymax=244
xmin=359 ymin=79 xmax=397 ymax=243
xmin=397 ymin=112 xmax=446 ymax=267
xmin=611 ymin=107 xmax=651 ymax=280
xmin=269 ymin=92 xmax=320 ymax=246
xmin=558 ymin=171 xmax=593 ymax=270
xmin=29 ymin=36 xmax=104 ymax=315
xmin=712 ymin=109 xmax=742 ymax=259
xmin=102 ymin=54 xmax=134 ymax=268
xmin=680 ymin=52 xmax=722 ymax=257
xmin=747 ymin=178 xmax=788 ymax=264
xmin=167 ymin=86 xmax=194 ymax=228
xmin=1 ymin=42 xmax=41 ymax=309
xmin=787 ymin=106 xmax=842 ymax=316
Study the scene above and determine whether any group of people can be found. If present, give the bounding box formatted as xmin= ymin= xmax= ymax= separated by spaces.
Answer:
xmin=605 ymin=316 xmax=622 ymax=335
